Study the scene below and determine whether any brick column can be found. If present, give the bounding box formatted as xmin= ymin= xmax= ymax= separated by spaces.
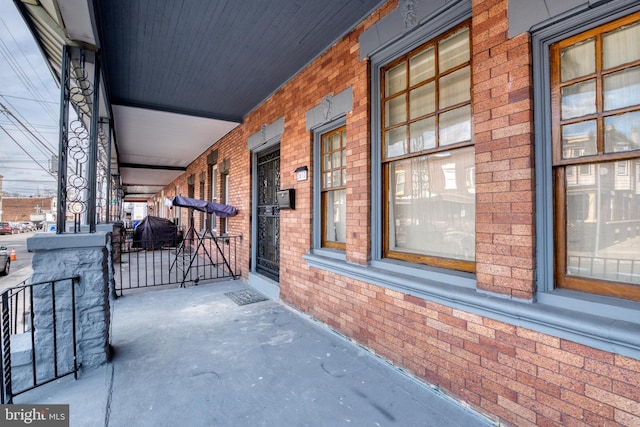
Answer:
xmin=472 ymin=0 xmax=536 ymax=299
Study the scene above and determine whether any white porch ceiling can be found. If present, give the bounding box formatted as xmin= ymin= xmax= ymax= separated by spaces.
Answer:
xmin=114 ymin=105 xmax=239 ymax=198
xmin=16 ymin=0 xmax=385 ymax=201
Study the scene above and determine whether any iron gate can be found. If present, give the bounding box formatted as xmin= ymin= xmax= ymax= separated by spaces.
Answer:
xmin=256 ymin=148 xmax=280 ymax=281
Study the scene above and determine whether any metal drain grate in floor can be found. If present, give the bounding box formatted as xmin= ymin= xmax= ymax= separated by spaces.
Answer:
xmin=224 ymin=290 xmax=269 ymax=306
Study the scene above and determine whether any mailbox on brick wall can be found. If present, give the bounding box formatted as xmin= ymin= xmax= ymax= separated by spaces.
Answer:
xmin=276 ymin=189 xmax=295 ymax=210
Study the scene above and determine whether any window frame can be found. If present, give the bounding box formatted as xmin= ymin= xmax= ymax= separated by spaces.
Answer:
xmin=550 ymin=11 xmax=640 ymax=301
xmin=312 ymin=117 xmax=348 ymax=255
xmin=533 ymin=0 xmax=640 ymax=312
xmin=320 ymin=125 xmax=347 ymax=250
xmin=380 ymin=20 xmax=475 ymax=273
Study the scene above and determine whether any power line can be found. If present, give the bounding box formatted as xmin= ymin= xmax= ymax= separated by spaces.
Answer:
xmin=0 ymin=119 xmax=58 ymax=129
xmin=0 ymin=16 xmax=58 ymax=119
xmin=0 ymin=101 xmax=56 ymax=157
xmin=0 ymin=123 xmax=54 ymax=176
xmin=0 ymin=93 xmax=57 ymax=104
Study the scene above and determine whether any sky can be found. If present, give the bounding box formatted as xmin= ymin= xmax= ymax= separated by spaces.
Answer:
xmin=0 ymin=0 xmax=60 ymax=196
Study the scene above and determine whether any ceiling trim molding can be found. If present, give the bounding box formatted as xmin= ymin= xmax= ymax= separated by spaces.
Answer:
xmin=120 ymin=163 xmax=187 ymax=171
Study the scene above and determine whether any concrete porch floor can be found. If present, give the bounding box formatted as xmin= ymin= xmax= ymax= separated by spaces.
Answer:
xmin=15 ymin=280 xmax=493 ymax=426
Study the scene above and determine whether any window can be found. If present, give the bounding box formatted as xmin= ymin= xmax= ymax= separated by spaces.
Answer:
xmin=381 ymin=22 xmax=475 ymax=272
xmin=210 ymin=164 xmax=218 ymax=233
xmin=321 ymin=126 xmax=347 ymax=249
xmin=551 ymin=12 xmax=640 ymax=300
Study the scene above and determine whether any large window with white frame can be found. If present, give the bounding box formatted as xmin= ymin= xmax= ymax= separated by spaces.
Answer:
xmin=550 ymin=12 xmax=640 ymax=301
xmin=381 ymin=21 xmax=475 ymax=272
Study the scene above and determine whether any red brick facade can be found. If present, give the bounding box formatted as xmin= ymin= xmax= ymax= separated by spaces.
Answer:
xmin=155 ymin=1 xmax=640 ymax=425
xmin=1 ymin=197 xmax=53 ymax=223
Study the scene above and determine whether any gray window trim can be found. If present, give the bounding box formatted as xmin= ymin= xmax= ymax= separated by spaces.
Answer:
xmin=310 ymin=117 xmax=348 ymax=257
xmin=307 ymin=88 xmax=353 ymax=258
xmin=304 ymin=0 xmax=640 ymax=360
xmin=370 ymin=2 xmax=472 ymax=267
xmin=531 ymin=0 xmax=640 ymax=354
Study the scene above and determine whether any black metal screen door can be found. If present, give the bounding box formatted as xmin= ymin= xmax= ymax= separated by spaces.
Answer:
xmin=256 ymin=148 xmax=280 ymax=281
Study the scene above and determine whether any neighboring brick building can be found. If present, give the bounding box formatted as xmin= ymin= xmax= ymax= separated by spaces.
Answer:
xmin=148 ymin=1 xmax=640 ymax=425
xmin=1 ymin=197 xmax=53 ymax=224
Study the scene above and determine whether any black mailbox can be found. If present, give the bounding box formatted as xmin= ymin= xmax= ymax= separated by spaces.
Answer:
xmin=276 ymin=189 xmax=295 ymax=210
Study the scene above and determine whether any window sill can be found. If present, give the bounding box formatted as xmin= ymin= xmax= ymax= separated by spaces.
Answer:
xmin=303 ymin=253 xmax=640 ymax=360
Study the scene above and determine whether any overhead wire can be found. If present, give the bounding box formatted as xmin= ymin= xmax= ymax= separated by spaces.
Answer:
xmin=0 ymin=101 xmax=56 ymax=157
xmin=0 ymin=15 xmax=58 ymax=120
xmin=0 ymin=123 xmax=55 ymax=177
xmin=0 ymin=98 xmax=57 ymax=155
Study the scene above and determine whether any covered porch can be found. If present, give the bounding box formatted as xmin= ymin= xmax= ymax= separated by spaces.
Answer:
xmin=14 ymin=280 xmax=491 ymax=426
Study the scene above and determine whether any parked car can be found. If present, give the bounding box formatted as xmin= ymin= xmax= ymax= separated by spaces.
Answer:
xmin=0 ymin=222 xmax=13 ymax=235
xmin=0 ymin=247 xmax=9 ymax=276
xmin=11 ymin=223 xmax=25 ymax=233
xmin=21 ymin=222 xmax=34 ymax=232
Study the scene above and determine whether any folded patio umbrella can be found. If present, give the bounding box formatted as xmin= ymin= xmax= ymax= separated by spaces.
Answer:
xmin=172 ymin=196 xmax=238 ymax=218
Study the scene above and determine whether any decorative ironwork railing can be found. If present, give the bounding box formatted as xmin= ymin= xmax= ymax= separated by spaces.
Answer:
xmin=114 ymin=232 xmax=241 ymax=295
xmin=56 ymin=46 xmax=121 ymax=233
xmin=0 ymin=277 xmax=80 ymax=404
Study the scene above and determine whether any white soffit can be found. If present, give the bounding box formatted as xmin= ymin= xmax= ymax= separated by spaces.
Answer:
xmin=120 ymin=168 xmax=184 ymax=187
xmin=56 ymin=0 xmax=95 ymax=45
xmin=112 ymin=105 xmax=240 ymax=168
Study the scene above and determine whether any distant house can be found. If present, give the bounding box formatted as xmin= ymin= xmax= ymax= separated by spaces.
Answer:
xmin=1 ymin=197 xmax=54 ymax=224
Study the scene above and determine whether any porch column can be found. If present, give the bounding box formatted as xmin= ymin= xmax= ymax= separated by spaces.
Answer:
xmin=27 ymin=233 xmax=111 ymax=376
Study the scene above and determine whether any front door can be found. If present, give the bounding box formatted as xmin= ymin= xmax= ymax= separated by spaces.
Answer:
xmin=256 ymin=148 xmax=280 ymax=281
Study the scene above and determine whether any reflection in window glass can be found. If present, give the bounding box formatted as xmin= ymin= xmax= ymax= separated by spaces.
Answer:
xmin=386 ymin=126 xmax=407 ymax=158
xmin=562 ymin=121 xmax=597 ymax=159
xmin=566 ymin=161 xmax=640 ymax=285
xmin=604 ymin=111 xmax=640 ymax=153
xmin=387 ymin=146 xmax=475 ymax=261
xmin=561 ymin=39 xmax=595 ymax=82
xmin=410 ymin=117 xmax=436 ymax=153
xmin=321 ymin=126 xmax=347 ymax=248
xmin=325 ymin=189 xmax=346 ymax=244
xmin=553 ymin=13 xmax=640 ymax=299
xmin=561 ymin=79 xmax=596 ymax=119
xmin=382 ymin=23 xmax=474 ymax=270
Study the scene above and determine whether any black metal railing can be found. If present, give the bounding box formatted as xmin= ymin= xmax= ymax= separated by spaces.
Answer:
xmin=568 ymin=255 xmax=640 ymax=284
xmin=0 ymin=276 xmax=80 ymax=404
xmin=115 ymin=233 xmax=241 ymax=295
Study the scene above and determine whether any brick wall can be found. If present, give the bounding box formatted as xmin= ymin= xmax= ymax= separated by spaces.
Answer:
xmin=289 ymin=275 xmax=640 ymax=426
xmin=154 ymin=0 xmax=640 ymax=425
xmin=472 ymin=0 xmax=536 ymax=300
xmin=1 ymin=197 xmax=53 ymax=223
